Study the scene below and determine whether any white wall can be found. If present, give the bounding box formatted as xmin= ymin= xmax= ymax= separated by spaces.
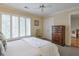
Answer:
xmin=43 ymin=17 xmax=54 ymax=40
xmin=31 ymin=17 xmax=43 ymax=37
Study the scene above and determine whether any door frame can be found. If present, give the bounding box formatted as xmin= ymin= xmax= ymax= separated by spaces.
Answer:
xmin=69 ymin=11 xmax=79 ymax=45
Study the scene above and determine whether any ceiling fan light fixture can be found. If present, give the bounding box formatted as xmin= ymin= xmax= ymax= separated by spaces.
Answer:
xmin=40 ymin=4 xmax=46 ymax=8
xmin=40 ymin=4 xmax=46 ymax=12
xmin=24 ymin=4 xmax=51 ymax=12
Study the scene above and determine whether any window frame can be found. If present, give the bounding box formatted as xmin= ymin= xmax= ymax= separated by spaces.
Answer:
xmin=2 ymin=14 xmax=11 ymax=39
xmin=1 ymin=14 xmax=31 ymax=40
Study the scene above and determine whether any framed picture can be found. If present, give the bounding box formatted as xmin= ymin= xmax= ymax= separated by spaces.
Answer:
xmin=34 ymin=20 xmax=39 ymax=26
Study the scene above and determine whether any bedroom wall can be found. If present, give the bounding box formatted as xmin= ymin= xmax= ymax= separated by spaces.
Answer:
xmin=43 ymin=7 xmax=79 ymax=46
xmin=43 ymin=17 xmax=54 ymax=40
xmin=0 ymin=5 xmax=43 ymax=37
xmin=31 ymin=17 xmax=43 ymax=37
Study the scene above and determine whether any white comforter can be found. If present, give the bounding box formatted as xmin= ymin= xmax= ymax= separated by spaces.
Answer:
xmin=5 ymin=37 xmax=60 ymax=56
xmin=5 ymin=39 xmax=40 ymax=56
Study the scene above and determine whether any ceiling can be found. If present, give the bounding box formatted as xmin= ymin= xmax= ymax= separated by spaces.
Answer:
xmin=1 ymin=3 xmax=79 ymax=17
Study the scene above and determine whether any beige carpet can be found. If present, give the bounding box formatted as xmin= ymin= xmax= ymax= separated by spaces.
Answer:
xmin=57 ymin=45 xmax=79 ymax=56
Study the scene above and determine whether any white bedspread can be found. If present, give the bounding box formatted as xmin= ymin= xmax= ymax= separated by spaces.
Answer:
xmin=5 ymin=37 xmax=60 ymax=56
xmin=22 ymin=37 xmax=60 ymax=56
xmin=5 ymin=39 xmax=40 ymax=56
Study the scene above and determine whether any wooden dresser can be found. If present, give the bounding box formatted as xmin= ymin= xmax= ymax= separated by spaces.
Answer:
xmin=52 ymin=25 xmax=65 ymax=46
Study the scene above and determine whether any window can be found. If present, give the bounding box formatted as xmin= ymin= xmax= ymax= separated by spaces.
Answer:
xmin=20 ymin=17 xmax=25 ymax=36
xmin=2 ymin=14 xmax=31 ymax=39
xmin=2 ymin=14 xmax=10 ymax=39
xmin=26 ymin=18 xmax=31 ymax=36
xmin=12 ymin=16 xmax=19 ymax=38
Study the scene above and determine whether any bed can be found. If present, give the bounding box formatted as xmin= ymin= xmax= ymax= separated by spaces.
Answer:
xmin=0 ymin=37 xmax=60 ymax=56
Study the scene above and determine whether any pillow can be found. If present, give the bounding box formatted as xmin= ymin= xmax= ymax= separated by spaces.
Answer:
xmin=0 ymin=40 xmax=5 ymax=56
xmin=0 ymin=32 xmax=7 ymax=51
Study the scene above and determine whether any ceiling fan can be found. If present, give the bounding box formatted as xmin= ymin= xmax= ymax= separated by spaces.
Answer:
xmin=24 ymin=4 xmax=52 ymax=12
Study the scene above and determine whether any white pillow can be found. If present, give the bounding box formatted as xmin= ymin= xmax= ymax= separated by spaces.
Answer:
xmin=0 ymin=32 xmax=7 ymax=51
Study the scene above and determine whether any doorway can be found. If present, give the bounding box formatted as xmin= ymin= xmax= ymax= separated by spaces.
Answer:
xmin=70 ymin=12 xmax=79 ymax=47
